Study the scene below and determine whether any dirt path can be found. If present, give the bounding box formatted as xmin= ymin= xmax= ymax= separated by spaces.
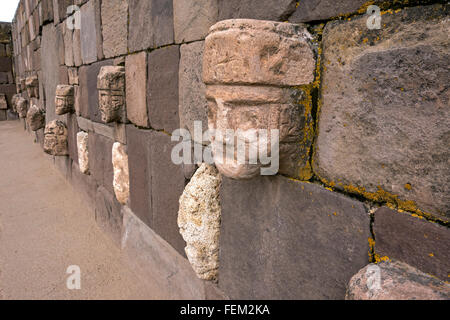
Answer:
xmin=0 ymin=120 xmax=161 ymax=299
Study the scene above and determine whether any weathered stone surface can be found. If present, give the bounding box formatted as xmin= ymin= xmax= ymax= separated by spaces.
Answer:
xmin=178 ymin=164 xmax=221 ymax=281
xmin=204 ymin=20 xmax=316 ymax=179
xmin=128 ymin=0 xmax=174 ymax=52
xmin=0 ymin=57 xmax=11 ymax=72
xmin=314 ymin=5 xmax=450 ymax=220
xmin=219 ymin=175 xmax=370 ymax=299
xmin=95 ymin=186 xmax=123 ymax=245
xmin=16 ymin=97 xmax=28 ymax=118
xmin=346 ymin=260 xmax=450 ymax=300
xmin=112 ymin=142 xmax=129 ymax=205
xmin=77 ymin=131 xmax=89 ymax=174
xmin=147 ymin=45 xmax=180 ymax=133
xmin=289 ymin=0 xmax=367 ymax=23
xmin=44 ymin=120 xmax=68 ymax=156
xmin=204 ymin=19 xmax=315 ymax=86
xmin=71 ymin=161 xmax=96 ymax=209
xmin=218 ymin=0 xmax=297 ymax=21
xmin=97 ymin=66 xmax=126 ymax=123
xmin=26 ymin=104 xmax=45 ymax=131
xmin=39 ymin=0 xmax=54 ymax=25
xmin=80 ymin=0 xmax=102 ymax=64
xmin=11 ymin=94 xmax=21 ymax=112
xmin=173 ymin=0 xmax=218 ymax=43
xmin=88 ymin=131 xmax=114 ymax=194
xmin=68 ymin=67 xmax=78 ymax=85
xmin=0 ymin=110 xmax=6 ymax=121
xmin=179 ymin=41 xmax=208 ymax=143
xmin=373 ymin=207 xmax=450 ymax=281
xmin=63 ymin=22 xmax=73 ymax=67
xmin=114 ymin=122 xmax=126 ymax=144
xmin=72 ymin=29 xmax=82 ymax=66
xmin=55 ymin=85 xmax=74 ymax=115
xmin=125 ymin=52 xmax=148 ymax=127
xmin=0 ymin=94 xmax=7 ymax=110
xmin=25 ymin=75 xmax=39 ymax=98
xmin=101 ymin=0 xmax=128 ymax=58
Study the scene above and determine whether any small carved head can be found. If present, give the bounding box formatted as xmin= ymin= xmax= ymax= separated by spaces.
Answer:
xmin=97 ymin=66 xmax=126 ymax=123
xmin=16 ymin=97 xmax=29 ymax=118
xmin=55 ymin=85 xmax=75 ymax=115
xmin=44 ymin=120 xmax=68 ymax=156
xmin=26 ymin=104 xmax=45 ymax=131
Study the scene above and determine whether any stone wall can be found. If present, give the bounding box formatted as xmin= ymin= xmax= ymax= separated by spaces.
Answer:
xmin=9 ymin=0 xmax=449 ymax=299
xmin=0 ymin=22 xmax=15 ymax=121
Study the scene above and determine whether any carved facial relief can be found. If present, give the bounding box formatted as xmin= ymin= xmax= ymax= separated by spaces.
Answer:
xmin=11 ymin=94 xmax=21 ymax=113
xmin=203 ymin=19 xmax=316 ymax=179
xmin=43 ymin=120 xmax=68 ymax=156
xmin=55 ymin=85 xmax=75 ymax=115
xmin=16 ymin=97 xmax=28 ymax=118
xmin=97 ymin=66 xmax=126 ymax=123
xmin=25 ymin=75 xmax=39 ymax=98
xmin=26 ymin=104 xmax=45 ymax=131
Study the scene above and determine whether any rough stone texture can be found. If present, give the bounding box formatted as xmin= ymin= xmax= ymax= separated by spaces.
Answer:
xmin=26 ymin=104 xmax=45 ymax=131
xmin=220 ymin=175 xmax=370 ymax=299
xmin=204 ymin=19 xmax=315 ymax=86
xmin=77 ymin=131 xmax=89 ymax=174
xmin=25 ymin=75 xmax=39 ymax=98
xmin=173 ymin=0 xmax=218 ymax=43
xmin=373 ymin=207 xmax=450 ymax=281
xmin=204 ymin=20 xmax=316 ymax=179
xmin=89 ymin=131 xmax=114 ymax=194
xmin=147 ymin=45 xmax=180 ymax=133
xmin=16 ymin=97 xmax=28 ymax=118
xmin=346 ymin=260 xmax=450 ymax=300
xmin=114 ymin=122 xmax=126 ymax=144
xmin=101 ymin=0 xmax=128 ymax=58
xmin=72 ymin=29 xmax=82 ymax=66
xmin=68 ymin=68 xmax=78 ymax=85
xmin=178 ymin=164 xmax=221 ymax=281
xmin=125 ymin=52 xmax=148 ymax=127
xmin=97 ymin=66 xmax=126 ymax=123
xmin=79 ymin=59 xmax=113 ymax=121
xmin=0 ymin=94 xmax=7 ymax=110
xmin=179 ymin=41 xmax=208 ymax=143
xmin=55 ymin=85 xmax=74 ymax=115
xmin=63 ymin=22 xmax=73 ymax=67
xmin=128 ymin=0 xmax=174 ymax=52
xmin=112 ymin=142 xmax=129 ymax=205
xmin=44 ymin=120 xmax=68 ymax=156
xmin=218 ymin=0 xmax=297 ymax=21
xmin=95 ymin=186 xmax=123 ymax=245
xmin=0 ymin=110 xmax=6 ymax=121
xmin=289 ymin=0 xmax=367 ymax=23
xmin=314 ymin=5 xmax=450 ymax=220
xmin=80 ymin=0 xmax=102 ymax=64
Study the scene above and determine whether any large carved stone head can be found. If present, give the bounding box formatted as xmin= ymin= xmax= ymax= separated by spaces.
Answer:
xmin=55 ymin=85 xmax=75 ymax=115
xmin=16 ymin=97 xmax=28 ymax=118
xmin=26 ymin=104 xmax=45 ymax=131
xmin=97 ymin=66 xmax=126 ymax=123
xmin=11 ymin=94 xmax=21 ymax=113
xmin=25 ymin=75 xmax=39 ymax=98
xmin=44 ymin=120 xmax=68 ymax=156
xmin=203 ymin=19 xmax=316 ymax=179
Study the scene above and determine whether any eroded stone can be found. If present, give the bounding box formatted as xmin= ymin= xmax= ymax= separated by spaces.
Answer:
xmin=112 ymin=142 xmax=129 ymax=205
xmin=26 ymin=104 xmax=45 ymax=131
xmin=16 ymin=97 xmax=28 ymax=118
xmin=178 ymin=164 xmax=222 ymax=281
xmin=25 ymin=75 xmax=39 ymax=98
xmin=346 ymin=260 xmax=450 ymax=300
xmin=97 ymin=66 xmax=126 ymax=123
xmin=77 ymin=131 xmax=89 ymax=174
xmin=44 ymin=120 xmax=68 ymax=156
xmin=55 ymin=84 xmax=74 ymax=115
xmin=0 ymin=93 xmax=7 ymax=110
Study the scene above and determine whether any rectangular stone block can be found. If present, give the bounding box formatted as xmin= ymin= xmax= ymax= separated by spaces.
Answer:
xmin=88 ymin=131 xmax=114 ymax=194
xmin=39 ymin=0 xmax=54 ymax=24
xmin=101 ymin=0 xmax=128 ymax=58
xmin=374 ymin=207 xmax=450 ymax=281
xmin=125 ymin=52 xmax=148 ymax=127
xmin=314 ymin=5 xmax=450 ymax=220
xmin=80 ymin=0 xmax=102 ymax=64
xmin=67 ymin=113 xmax=79 ymax=164
xmin=72 ymin=29 xmax=82 ymax=66
xmin=0 ymin=57 xmax=11 ymax=72
xmin=218 ymin=0 xmax=297 ymax=21
xmin=219 ymin=175 xmax=370 ymax=299
xmin=147 ymin=45 xmax=180 ymax=133
xmin=128 ymin=0 xmax=174 ymax=52
xmin=179 ymin=41 xmax=208 ymax=143
xmin=95 ymin=186 xmax=123 ymax=245
xmin=173 ymin=0 xmax=218 ymax=43
xmin=63 ymin=23 xmax=74 ymax=67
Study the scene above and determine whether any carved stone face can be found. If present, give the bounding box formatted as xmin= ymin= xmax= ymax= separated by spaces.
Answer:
xmin=11 ymin=94 xmax=21 ymax=113
xmin=16 ymin=97 xmax=28 ymax=118
xmin=26 ymin=104 xmax=45 ymax=131
xmin=97 ymin=66 xmax=126 ymax=123
xmin=25 ymin=75 xmax=39 ymax=98
xmin=44 ymin=120 xmax=68 ymax=156
xmin=203 ymin=19 xmax=316 ymax=179
xmin=0 ymin=94 xmax=7 ymax=110
xmin=55 ymin=85 xmax=74 ymax=115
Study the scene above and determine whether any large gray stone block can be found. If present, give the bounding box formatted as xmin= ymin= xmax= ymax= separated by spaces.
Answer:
xmin=101 ymin=0 xmax=128 ymax=58
xmin=88 ymin=131 xmax=114 ymax=194
xmin=314 ymin=4 xmax=450 ymax=221
xmin=219 ymin=175 xmax=370 ymax=299
xmin=128 ymin=0 xmax=174 ymax=52
xmin=125 ymin=52 xmax=148 ymax=127
xmin=80 ymin=0 xmax=102 ymax=64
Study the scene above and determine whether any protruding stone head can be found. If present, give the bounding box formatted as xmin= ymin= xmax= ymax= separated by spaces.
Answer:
xmin=203 ymin=19 xmax=316 ymax=179
xmin=44 ymin=120 xmax=68 ymax=156
xmin=16 ymin=97 xmax=28 ymax=118
xmin=26 ymin=104 xmax=45 ymax=131
xmin=11 ymin=94 xmax=21 ymax=113
xmin=0 ymin=94 xmax=7 ymax=110
xmin=25 ymin=75 xmax=39 ymax=98
xmin=19 ymin=78 xmax=26 ymax=93
xmin=97 ymin=66 xmax=126 ymax=123
xmin=55 ymin=85 xmax=75 ymax=115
